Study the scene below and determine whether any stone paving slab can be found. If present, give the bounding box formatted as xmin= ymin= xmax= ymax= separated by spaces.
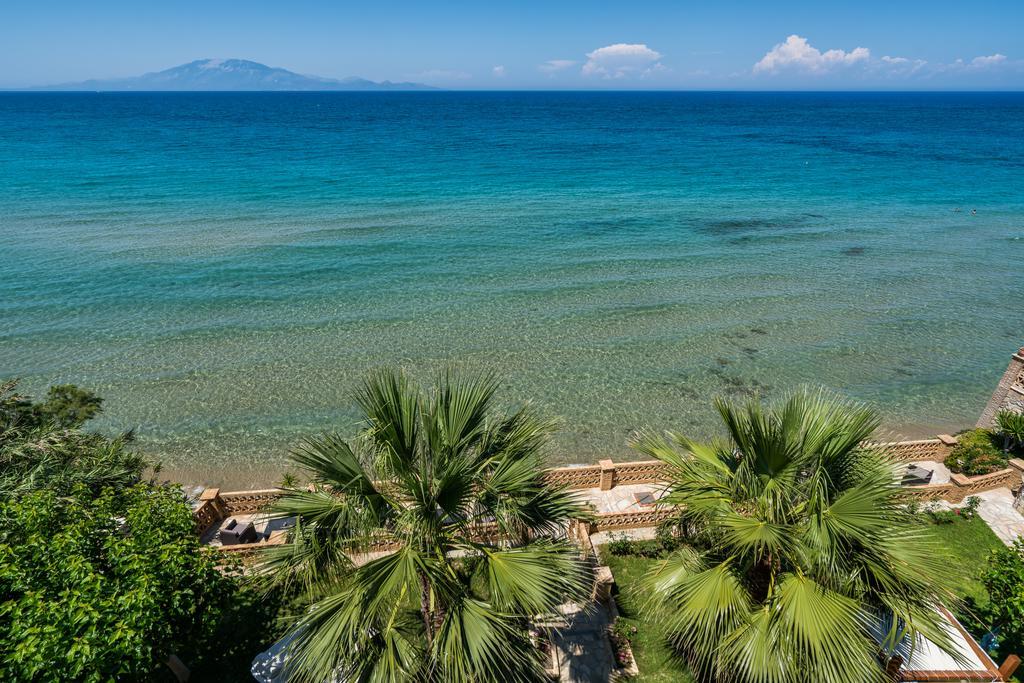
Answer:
xmin=913 ymin=460 xmax=952 ymax=485
xmin=550 ymin=601 xmax=615 ymax=683
xmin=936 ymin=487 xmax=1024 ymax=546
xmin=970 ymin=488 xmax=1024 ymax=545
xmin=577 ymin=483 xmax=666 ymax=515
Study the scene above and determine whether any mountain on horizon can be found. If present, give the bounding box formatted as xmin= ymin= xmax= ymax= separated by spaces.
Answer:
xmin=21 ymin=59 xmax=435 ymax=92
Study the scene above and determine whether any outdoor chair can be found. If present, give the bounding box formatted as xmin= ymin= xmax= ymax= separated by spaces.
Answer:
xmin=219 ymin=518 xmax=258 ymax=545
xmin=901 ymin=465 xmax=933 ymax=486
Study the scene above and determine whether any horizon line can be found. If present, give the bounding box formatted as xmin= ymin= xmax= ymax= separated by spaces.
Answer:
xmin=2 ymin=88 xmax=1024 ymax=94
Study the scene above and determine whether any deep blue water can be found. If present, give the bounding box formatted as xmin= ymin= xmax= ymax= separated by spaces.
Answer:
xmin=2 ymin=92 xmax=1023 ymax=486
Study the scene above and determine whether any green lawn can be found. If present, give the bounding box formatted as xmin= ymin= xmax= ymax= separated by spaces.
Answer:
xmin=921 ymin=513 xmax=1005 ymax=609
xmin=597 ymin=515 xmax=1003 ymax=681
xmin=599 ymin=548 xmax=696 ymax=683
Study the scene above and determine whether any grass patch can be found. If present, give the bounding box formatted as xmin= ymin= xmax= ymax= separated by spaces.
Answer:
xmin=922 ymin=513 xmax=1004 ymax=609
xmin=599 ymin=548 xmax=695 ymax=683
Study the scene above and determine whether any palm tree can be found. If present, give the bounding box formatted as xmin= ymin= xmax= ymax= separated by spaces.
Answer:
xmin=632 ymin=389 xmax=962 ymax=683
xmin=259 ymin=368 xmax=593 ymax=682
xmin=996 ymin=410 xmax=1024 ymax=452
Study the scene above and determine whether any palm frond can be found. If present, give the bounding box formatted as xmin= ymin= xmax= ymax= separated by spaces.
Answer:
xmin=432 ymin=596 xmax=543 ymax=683
xmin=477 ymin=541 xmax=591 ymax=613
xmin=356 ymin=367 xmax=422 ymax=473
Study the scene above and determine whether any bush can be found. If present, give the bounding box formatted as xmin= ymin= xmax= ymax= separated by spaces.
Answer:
xmin=0 ymin=380 xmax=147 ymax=498
xmin=963 ymin=495 xmax=982 ymax=520
xmin=944 ymin=429 xmax=1008 ymax=476
xmin=655 ymin=521 xmax=682 ymax=553
xmin=605 ymin=534 xmax=664 ymax=558
xmin=607 ymin=533 xmax=635 ymax=556
xmin=996 ymin=410 xmax=1024 ymax=452
xmin=0 ymin=484 xmax=242 ymax=681
xmin=0 ymin=379 xmax=103 ymax=431
xmin=980 ymin=538 xmax=1024 ymax=661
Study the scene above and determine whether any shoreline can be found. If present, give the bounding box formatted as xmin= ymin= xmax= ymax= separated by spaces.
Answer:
xmin=155 ymin=417 xmax=960 ymax=492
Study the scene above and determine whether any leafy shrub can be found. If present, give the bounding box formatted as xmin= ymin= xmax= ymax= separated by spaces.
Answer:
xmin=608 ymin=620 xmax=636 ymax=669
xmin=996 ymin=410 xmax=1024 ymax=452
xmin=607 ymin=533 xmax=635 ymax=556
xmin=0 ymin=379 xmax=103 ymax=431
xmin=655 ymin=520 xmax=682 ymax=553
xmin=927 ymin=508 xmax=960 ymax=524
xmin=0 ymin=380 xmax=147 ymax=498
xmin=963 ymin=495 xmax=982 ymax=520
xmin=980 ymin=538 xmax=1024 ymax=661
xmin=605 ymin=534 xmax=665 ymax=558
xmin=0 ymin=484 xmax=241 ymax=681
xmin=944 ymin=428 xmax=1007 ymax=475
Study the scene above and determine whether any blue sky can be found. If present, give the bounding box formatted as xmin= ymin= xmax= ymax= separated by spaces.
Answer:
xmin=3 ymin=0 xmax=1022 ymax=89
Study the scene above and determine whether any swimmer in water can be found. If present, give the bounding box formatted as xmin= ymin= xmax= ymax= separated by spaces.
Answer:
xmin=971 ymin=209 xmax=977 ymax=215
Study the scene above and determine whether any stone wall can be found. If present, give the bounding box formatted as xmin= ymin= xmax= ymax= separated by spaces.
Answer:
xmin=872 ymin=436 xmax=955 ymax=463
xmin=193 ymin=438 xmax=1024 ymax=536
xmin=589 ymin=508 xmax=677 ymax=532
xmin=902 ymin=458 xmax=1024 ymax=504
xmin=539 ymin=436 xmax=955 ymax=492
xmin=978 ymin=347 xmax=1024 ymax=427
xmin=219 ymin=489 xmax=284 ymax=514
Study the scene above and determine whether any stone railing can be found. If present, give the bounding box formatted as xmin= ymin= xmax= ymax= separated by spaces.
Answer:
xmin=193 ymin=435 xmax=1024 ymax=540
xmin=872 ymin=436 xmax=955 ymax=463
xmin=192 ymin=487 xmax=283 ymax=536
xmin=538 ymin=435 xmax=957 ymax=493
xmin=192 ymin=490 xmax=224 ymax=535
xmin=589 ymin=507 xmax=677 ymax=532
xmin=903 ymin=459 xmax=1024 ymax=504
xmin=219 ymin=489 xmax=284 ymax=514
xmin=541 ymin=464 xmax=603 ymax=490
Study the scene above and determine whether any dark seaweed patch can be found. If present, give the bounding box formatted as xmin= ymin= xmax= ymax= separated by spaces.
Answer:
xmin=709 ymin=368 xmax=770 ymax=397
xmin=703 ymin=217 xmax=796 ymax=235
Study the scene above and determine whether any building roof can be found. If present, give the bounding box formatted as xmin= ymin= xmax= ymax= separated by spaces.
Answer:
xmin=868 ymin=607 xmax=1003 ymax=682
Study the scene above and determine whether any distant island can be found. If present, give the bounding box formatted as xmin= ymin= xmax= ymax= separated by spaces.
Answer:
xmin=15 ymin=58 xmax=435 ymax=92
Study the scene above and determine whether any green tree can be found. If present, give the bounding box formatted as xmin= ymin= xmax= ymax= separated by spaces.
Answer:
xmin=981 ymin=538 xmax=1024 ymax=661
xmin=259 ymin=369 xmax=593 ymax=682
xmin=0 ymin=379 xmax=103 ymax=431
xmin=0 ymin=484 xmax=236 ymax=682
xmin=35 ymin=383 xmax=104 ymax=428
xmin=633 ymin=389 xmax=962 ymax=683
xmin=0 ymin=380 xmax=146 ymax=497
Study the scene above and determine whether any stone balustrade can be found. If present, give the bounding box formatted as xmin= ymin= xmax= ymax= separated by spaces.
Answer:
xmin=193 ymin=436 xmax=1024 ymax=541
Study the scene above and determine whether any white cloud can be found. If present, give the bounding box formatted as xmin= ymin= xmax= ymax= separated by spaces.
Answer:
xmin=878 ymin=55 xmax=928 ymax=76
xmin=492 ymin=65 xmax=506 ymax=78
xmin=752 ymin=35 xmax=1017 ymax=83
xmin=970 ymin=53 xmax=1007 ymax=68
xmin=937 ymin=53 xmax=1013 ymax=75
xmin=753 ymin=35 xmax=869 ymax=74
xmin=582 ymin=43 xmax=664 ymax=78
xmin=538 ymin=59 xmax=577 ymax=74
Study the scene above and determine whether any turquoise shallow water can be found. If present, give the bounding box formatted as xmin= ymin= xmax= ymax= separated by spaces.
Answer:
xmin=2 ymin=92 xmax=1023 ymax=486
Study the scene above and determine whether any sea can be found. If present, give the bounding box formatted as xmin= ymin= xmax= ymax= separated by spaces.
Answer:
xmin=2 ymin=91 xmax=1023 ymax=487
